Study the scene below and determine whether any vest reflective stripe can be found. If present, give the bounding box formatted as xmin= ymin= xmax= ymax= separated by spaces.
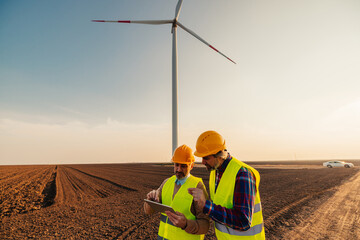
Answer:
xmin=215 ymin=222 xmax=264 ymax=236
xmin=157 ymin=236 xmax=168 ymax=240
xmin=254 ymin=203 xmax=261 ymax=213
xmin=160 ymin=214 xmax=174 ymax=226
xmin=158 ymin=175 xmax=205 ymax=240
xmin=210 ymin=158 xmax=265 ymax=240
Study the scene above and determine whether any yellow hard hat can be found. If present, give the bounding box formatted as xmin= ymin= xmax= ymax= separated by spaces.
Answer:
xmin=172 ymin=144 xmax=195 ymax=164
xmin=194 ymin=130 xmax=226 ymax=157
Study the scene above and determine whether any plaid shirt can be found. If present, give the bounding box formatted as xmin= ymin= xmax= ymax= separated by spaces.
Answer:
xmin=203 ymin=155 xmax=256 ymax=231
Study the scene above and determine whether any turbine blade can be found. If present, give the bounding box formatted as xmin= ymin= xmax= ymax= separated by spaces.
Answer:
xmin=177 ymin=22 xmax=236 ymax=64
xmin=174 ymin=0 xmax=184 ymax=20
xmin=92 ymin=20 xmax=172 ymax=25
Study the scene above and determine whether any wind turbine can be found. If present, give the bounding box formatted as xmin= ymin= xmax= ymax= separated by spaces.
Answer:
xmin=93 ymin=0 xmax=236 ymax=154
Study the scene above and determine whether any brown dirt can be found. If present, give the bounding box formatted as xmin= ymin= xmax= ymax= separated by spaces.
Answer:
xmin=0 ymin=162 xmax=359 ymax=239
xmin=281 ymin=170 xmax=360 ymax=240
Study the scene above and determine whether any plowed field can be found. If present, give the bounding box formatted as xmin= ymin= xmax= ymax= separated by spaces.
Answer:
xmin=0 ymin=162 xmax=359 ymax=239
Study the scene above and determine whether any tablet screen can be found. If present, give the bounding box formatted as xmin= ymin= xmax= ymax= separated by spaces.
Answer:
xmin=144 ymin=199 xmax=175 ymax=213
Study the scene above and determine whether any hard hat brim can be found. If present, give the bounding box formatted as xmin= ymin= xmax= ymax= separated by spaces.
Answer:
xmin=194 ymin=151 xmax=207 ymax=158
xmin=171 ymin=159 xmax=194 ymax=164
xmin=194 ymin=146 xmax=226 ymax=158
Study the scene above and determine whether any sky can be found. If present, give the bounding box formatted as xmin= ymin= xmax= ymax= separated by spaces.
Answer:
xmin=1 ymin=0 xmax=360 ymax=165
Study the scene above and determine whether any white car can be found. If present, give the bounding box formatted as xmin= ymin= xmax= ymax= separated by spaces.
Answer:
xmin=323 ymin=161 xmax=354 ymax=168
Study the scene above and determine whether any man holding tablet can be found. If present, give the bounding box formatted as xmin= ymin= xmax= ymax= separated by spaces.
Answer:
xmin=144 ymin=144 xmax=209 ymax=240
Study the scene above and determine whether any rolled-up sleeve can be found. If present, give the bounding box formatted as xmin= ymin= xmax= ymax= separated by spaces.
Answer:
xmin=184 ymin=181 xmax=210 ymax=234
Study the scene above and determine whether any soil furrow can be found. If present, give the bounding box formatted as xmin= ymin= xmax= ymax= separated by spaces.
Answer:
xmin=68 ymin=167 xmax=137 ymax=192
xmin=0 ymin=166 xmax=55 ymax=217
xmin=41 ymin=166 xmax=57 ymax=207
xmin=265 ymin=186 xmax=336 ymax=223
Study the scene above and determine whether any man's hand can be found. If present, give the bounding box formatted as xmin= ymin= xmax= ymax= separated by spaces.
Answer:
xmin=188 ymin=188 xmax=206 ymax=210
xmin=165 ymin=211 xmax=187 ymax=229
xmin=146 ymin=190 xmax=159 ymax=202
xmin=144 ymin=189 xmax=159 ymax=215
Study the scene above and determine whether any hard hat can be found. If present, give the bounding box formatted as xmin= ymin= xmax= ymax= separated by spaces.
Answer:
xmin=172 ymin=144 xmax=195 ymax=164
xmin=194 ymin=130 xmax=226 ymax=157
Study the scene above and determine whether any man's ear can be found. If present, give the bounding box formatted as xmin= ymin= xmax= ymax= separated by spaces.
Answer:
xmin=190 ymin=162 xmax=195 ymax=170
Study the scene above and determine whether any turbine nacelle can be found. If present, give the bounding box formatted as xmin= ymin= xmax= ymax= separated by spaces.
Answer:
xmin=171 ymin=19 xmax=178 ymax=33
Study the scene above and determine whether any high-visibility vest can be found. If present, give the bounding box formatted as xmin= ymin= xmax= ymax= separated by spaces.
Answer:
xmin=209 ymin=158 xmax=265 ymax=240
xmin=157 ymin=175 xmax=205 ymax=240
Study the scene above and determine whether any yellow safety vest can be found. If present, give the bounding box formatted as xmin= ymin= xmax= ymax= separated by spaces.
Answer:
xmin=209 ymin=158 xmax=265 ymax=240
xmin=157 ymin=175 xmax=205 ymax=240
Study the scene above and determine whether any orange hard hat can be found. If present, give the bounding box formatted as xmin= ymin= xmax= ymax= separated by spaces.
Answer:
xmin=194 ymin=130 xmax=226 ymax=157
xmin=172 ymin=144 xmax=195 ymax=164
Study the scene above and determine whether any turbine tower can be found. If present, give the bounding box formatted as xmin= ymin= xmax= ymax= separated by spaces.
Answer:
xmin=93 ymin=0 xmax=235 ymax=154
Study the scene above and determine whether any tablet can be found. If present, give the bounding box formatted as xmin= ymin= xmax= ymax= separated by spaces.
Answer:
xmin=144 ymin=199 xmax=175 ymax=213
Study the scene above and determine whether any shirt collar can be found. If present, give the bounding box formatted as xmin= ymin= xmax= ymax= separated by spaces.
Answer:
xmin=175 ymin=173 xmax=190 ymax=185
xmin=217 ymin=153 xmax=232 ymax=173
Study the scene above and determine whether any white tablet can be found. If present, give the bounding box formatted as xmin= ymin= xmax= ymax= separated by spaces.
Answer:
xmin=144 ymin=199 xmax=175 ymax=213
